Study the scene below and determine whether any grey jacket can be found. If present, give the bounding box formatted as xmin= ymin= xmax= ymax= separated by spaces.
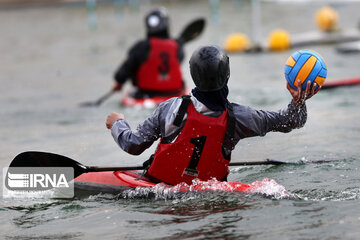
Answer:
xmin=111 ymin=93 xmax=307 ymax=157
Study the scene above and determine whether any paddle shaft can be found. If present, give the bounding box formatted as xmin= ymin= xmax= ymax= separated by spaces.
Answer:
xmin=86 ymin=160 xmax=289 ymax=172
xmin=79 ymin=90 xmax=115 ymax=107
xmin=88 ymin=158 xmax=336 ymax=172
xmin=10 ymin=151 xmax=338 ymax=172
xmin=88 ymin=166 xmax=145 ymax=171
xmin=93 ymin=90 xmax=115 ymax=105
xmin=230 ymin=159 xmax=293 ymax=166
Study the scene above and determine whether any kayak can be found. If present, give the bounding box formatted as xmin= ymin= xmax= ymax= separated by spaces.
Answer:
xmin=73 ymin=170 xmax=296 ymax=199
xmin=74 ymin=170 xmax=257 ymax=197
xmin=74 ymin=171 xmax=156 ymax=195
xmin=336 ymin=41 xmax=360 ymax=53
xmin=121 ymin=89 xmax=189 ymax=108
xmin=8 ymin=151 xmax=296 ymax=199
xmin=322 ymin=77 xmax=360 ymax=89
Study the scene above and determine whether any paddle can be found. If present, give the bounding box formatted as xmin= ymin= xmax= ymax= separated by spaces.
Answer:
xmin=79 ymin=90 xmax=115 ymax=107
xmin=9 ymin=151 xmax=338 ymax=180
xmin=80 ymin=18 xmax=206 ymax=107
xmin=9 ymin=151 xmax=144 ymax=179
xmin=177 ymin=18 xmax=206 ymax=44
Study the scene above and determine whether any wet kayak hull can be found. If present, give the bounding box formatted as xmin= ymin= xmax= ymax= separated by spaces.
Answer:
xmin=73 ymin=170 xmax=252 ymax=196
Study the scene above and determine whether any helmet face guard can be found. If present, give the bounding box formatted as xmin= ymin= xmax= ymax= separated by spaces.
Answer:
xmin=145 ymin=7 xmax=169 ymax=36
xmin=189 ymin=45 xmax=230 ymax=92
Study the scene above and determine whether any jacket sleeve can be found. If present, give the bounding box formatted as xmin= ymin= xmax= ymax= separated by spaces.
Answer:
xmin=110 ymin=110 xmax=161 ymax=155
xmin=232 ymin=101 xmax=307 ymax=139
xmin=113 ymin=40 xmax=150 ymax=85
xmin=110 ymin=99 xmax=178 ymax=155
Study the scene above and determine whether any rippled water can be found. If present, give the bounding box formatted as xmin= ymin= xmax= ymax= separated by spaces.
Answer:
xmin=1 ymin=1 xmax=360 ymax=239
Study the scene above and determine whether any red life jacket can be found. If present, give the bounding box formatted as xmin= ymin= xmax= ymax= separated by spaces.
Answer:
xmin=136 ymin=38 xmax=183 ymax=92
xmin=147 ymin=96 xmax=233 ymax=185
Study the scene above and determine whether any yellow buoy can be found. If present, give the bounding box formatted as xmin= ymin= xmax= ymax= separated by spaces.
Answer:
xmin=224 ymin=33 xmax=250 ymax=52
xmin=268 ymin=29 xmax=291 ymax=51
xmin=315 ymin=6 xmax=339 ymax=32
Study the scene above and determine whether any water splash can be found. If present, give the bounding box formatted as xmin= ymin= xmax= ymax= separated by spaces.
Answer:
xmin=247 ymin=178 xmax=299 ymax=199
xmin=119 ymin=177 xmax=296 ymax=200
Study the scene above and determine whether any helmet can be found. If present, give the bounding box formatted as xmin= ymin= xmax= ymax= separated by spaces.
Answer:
xmin=189 ymin=45 xmax=230 ymax=91
xmin=145 ymin=7 xmax=169 ymax=36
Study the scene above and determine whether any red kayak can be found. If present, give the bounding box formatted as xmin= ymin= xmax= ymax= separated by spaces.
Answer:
xmin=7 ymin=151 xmax=294 ymax=198
xmin=73 ymin=170 xmax=290 ymax=198
xmin=121 ymin=89 xmax=190 ymax=108
xmin=322 ymin=77 xmax=360 ymax=89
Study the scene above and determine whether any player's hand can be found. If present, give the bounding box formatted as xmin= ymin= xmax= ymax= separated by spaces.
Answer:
xmin=106 ymin=112 xmax=125 ymax=129
xmin=112 ymin=82 xmax=123 ymax=91
xmin=287 ymin=79 xmax=320 ymax=106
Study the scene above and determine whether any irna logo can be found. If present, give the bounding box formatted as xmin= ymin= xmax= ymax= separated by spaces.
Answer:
xmin=6 ymin=172 xmax=69 ymax=190
xmin=2 ymin=167 xmax=74 ymax=198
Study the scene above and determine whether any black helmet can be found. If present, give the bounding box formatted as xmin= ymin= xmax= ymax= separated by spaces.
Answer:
xmin=189 ymin=45 xmax=230 ymax=92
xmin=145 ymin=7 xmax=169 ymax=36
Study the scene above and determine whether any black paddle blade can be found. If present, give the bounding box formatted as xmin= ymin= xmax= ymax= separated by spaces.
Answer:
xmin=179 ymin=18 xmax=206 ymax=44
xmin=10 ymin=151 xmax=88 ymax=178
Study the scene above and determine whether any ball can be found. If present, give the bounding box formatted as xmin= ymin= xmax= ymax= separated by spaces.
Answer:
xmin=285 ymin=50 xmax=327 ymax=90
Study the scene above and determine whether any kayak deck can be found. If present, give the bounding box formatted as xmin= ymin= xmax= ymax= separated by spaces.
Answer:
xmin=74 ymin=171 xmax=154 ymax=196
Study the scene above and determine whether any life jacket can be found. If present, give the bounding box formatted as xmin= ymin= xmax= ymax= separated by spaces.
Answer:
xmin=147 ymin=95 xmax=235 ymax=185
xmin=136 ymin=38 xmax=183 ymax=92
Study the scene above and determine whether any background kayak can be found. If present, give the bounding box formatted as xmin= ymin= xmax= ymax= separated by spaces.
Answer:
xmin=336 ymin=40 xmax=360 ymax=53
xmin=322 ymin=77 xmax=360 ymax=89
xmin=121 ymin=89 xmax=189 ymax=108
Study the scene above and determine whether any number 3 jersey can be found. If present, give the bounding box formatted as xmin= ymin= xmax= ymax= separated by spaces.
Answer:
xmin=147 ymin=96 xmax=230 ymax=185
xmin=136 ymin=38 xmax=183 ymax=92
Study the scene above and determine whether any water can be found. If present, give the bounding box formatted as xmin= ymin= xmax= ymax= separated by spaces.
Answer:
xmin=1 ymin=1 xmax=360 ymax=239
